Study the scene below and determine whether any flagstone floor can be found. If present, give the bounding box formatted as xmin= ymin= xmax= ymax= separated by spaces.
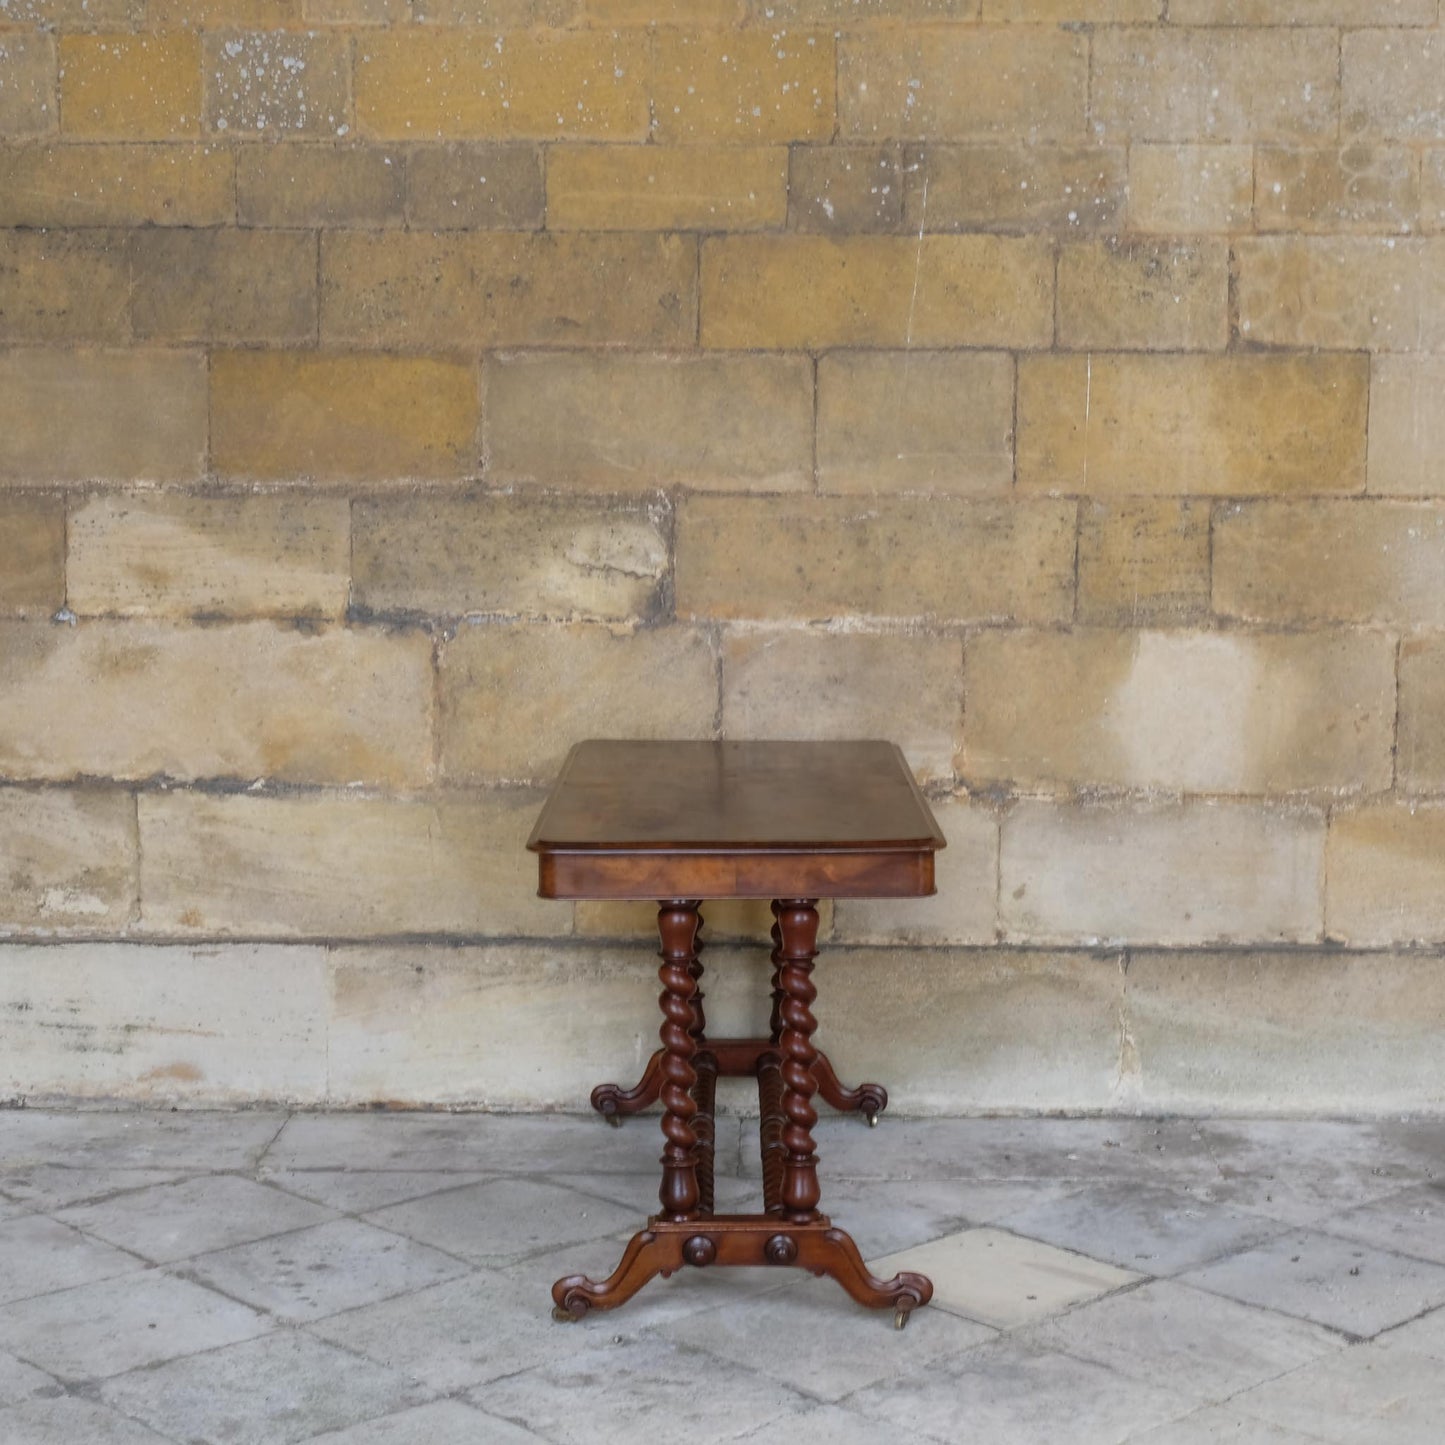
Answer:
xmin=2 ymin=1106 xmax=1445 ymax=1443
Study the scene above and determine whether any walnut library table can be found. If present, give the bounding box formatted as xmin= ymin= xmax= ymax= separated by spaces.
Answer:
xmin=527 ymin=739 xmax=947 ymax=1328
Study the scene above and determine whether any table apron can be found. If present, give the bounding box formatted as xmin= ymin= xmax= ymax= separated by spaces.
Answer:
xmin=537 ymin=848 xmax=935 ymax=900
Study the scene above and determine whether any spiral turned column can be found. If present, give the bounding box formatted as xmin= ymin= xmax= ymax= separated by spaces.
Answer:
xmin=776 ymin=898 xmax=821 ymax=1222
xmin=690 ymin=903 xmax=707 ymax=1043
xmin=767 ymin=899 xmax=785 ymax=1045
xmin=656 ymin=900 xmax=701 ymax=1221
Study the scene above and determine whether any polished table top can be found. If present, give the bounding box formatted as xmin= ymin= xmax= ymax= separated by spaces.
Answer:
xmin=527 ymin=740 xmax=945 ymax=900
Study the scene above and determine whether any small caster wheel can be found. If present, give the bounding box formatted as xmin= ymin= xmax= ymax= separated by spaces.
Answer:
xmin=865 ymin=1112 xmax=879 ymax=1128
xmin=603 ymin=1113 xmax=622 ymax=1129
xmin=553 ymin=1305 xmax=578 ymax=1323
xmin=893 ymin=1307 xmax=910 ymax=1330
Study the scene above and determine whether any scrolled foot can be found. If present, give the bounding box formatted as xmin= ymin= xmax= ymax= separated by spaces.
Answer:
xmin=550 ymin=1229 xmax=674 ymax=1317
xmin=589 ymin=1050 xmax=665 ymax=1124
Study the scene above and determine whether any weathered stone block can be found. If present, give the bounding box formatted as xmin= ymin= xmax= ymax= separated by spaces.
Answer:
xmin=838 ymin=28 xmax=1087 ymax=141
xmin=1057 ymin=240 xmax=1229 ymax=351
xmin=1255 ymin=147 xmax=1417 ymax=233
xmin=0 ymin=0 xmax=143 ymax=23
xmin=550 ymin=144 xmax=784 ymax=231
xmin=964 ymin=629 xmax=1395 ymax=796
xmin=0 ymin=621 xmax=433 ymax=787
xmin=1176 ymin=0 xmax=1433 ymax=17
xmin=1127 ymin=950 xmax=1445 ymax=1117
xmin=985 ymin=0 xmax=1158 ymax=14
xmin=1017 ymin=354 xmax=1368 ymax=495
xmin=700 ymin=235 xmax=1053 ymax=349
xmin=905 ymin=144 xmax=1127 ymax=233
xmin=1344 ymin=30 xmax=1445 ymax=139
xmin=411 ymin=0 xmax=576 ymax=18
xmin=833 ymin=797 xmax=998 ymax=946
xmin=759 ymin=0 xmax=973 ymax=17
xmin=203 ymin=31 xmax=351 ymax=139
xmin=0 ymin=496 xmax=65 ymax=618
xmin=212 ymin=351 xmax=479 ymax=483
xmin=1327 ymin=805 xmax=1445 ymax=945
xmin=139 ymin=790 xmax=555 ymax=937
xmin=0 ymin=944 xmax=328 ymax=1103
xmin=1214 ymin=500 xmax=1445 ymax=627
xmin=1399 ymin=638 xmax=1445 ymax=793
xmin=676 ymin=495 xmax=1076 ymax=624
xmin=67 ymin=494 xmax=350 ymax=620
xmin=60 ymin=32 xmax=201 ymax=139
xmin=0 ymin=788 xmax=135 ymax=933
xmin=1367 ymin=357 xmax=1445 ymax=496
xmin=405 ymin=144 xmax=544 ymax=229
xmin=354 ymin=30 xmax=649 ymax=140
xmin=0 ymin=231 xmax=129 ymax=343
xmin=328 ymin=942 xmax=756 ymax=1108
xmin=720 ymin=629 xmax=962 ymax=785
xmin=0 ymin=145 xmax=233 ymax=227
xmin=352 ymin=492 xmax=668 ymax=622
xmin=814 ymin=947 xmax=1125 ymax=1114
xmin=653 ymin=31 xmax=833 ymax=145
xmin=128 ymin=228 xmax=316 ymax=344
xmin=1423 ymin=151 xmax=1445 ymax=231
xmin=1077 ymin=499 xmax=1211 ymax=626
xmin=1235 ymin=238 xmax=1445 ymax=350
xmin=0 ymin=35 xmax=55 ymax=137
xmin=237 ymin=145 xmax=405 ymax=227
xmin=789 ymin=146 xmax=902 ymax=234
xmin=1126 ymin=144 xmax=1252 ymax=233
xmin=816 ymin=351 xmax=1013 ymax=495
xmin=322 ymin=231 xmax=695 ymax=348
xmin=0 ymin=349 xmax=206 ymax=484
xmin=1092 ymin=27 xmax=1337 ymax=143
xmin=1001 ymin=801 xmax=1325 ymax=945
xmin=486 ymin=352 xmax=812 ymax=492
xmin=439 ymin=624 xmax=716 ymax=784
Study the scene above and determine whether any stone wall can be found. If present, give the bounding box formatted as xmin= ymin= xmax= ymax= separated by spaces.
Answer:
xmin=2 ymin=0 xmax=1443 ymax=1113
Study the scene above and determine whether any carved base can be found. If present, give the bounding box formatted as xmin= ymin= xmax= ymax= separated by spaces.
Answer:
xmin=552 ymin=1215 xmax=932 ymax=1328
xmin=591 ymin=1041 xmax=888 ymax=1126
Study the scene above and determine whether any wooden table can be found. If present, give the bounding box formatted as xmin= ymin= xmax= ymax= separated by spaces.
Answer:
xmin=527 ymin=739 xmax=946 ymax=1328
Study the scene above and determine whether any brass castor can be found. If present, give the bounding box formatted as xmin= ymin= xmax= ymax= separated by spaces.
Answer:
xmin=865 ymin=1112 xmax=880 ymax=1128
xmin=893 ymin=1307 xmax=909 ymax=1330
xmin=553 ymin=1302 xmax=587 ymax=1323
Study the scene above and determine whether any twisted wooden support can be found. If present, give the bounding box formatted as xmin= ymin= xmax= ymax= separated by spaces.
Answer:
xmin=692 ymin=1050 xmax=718 ymax=1217
xmin=768 ymin=898 xmax=785 ymax=1044
xmin=656 ymin=900 xmax=701 ymax=1221
xmin=757 ymin=1050 xmax=787 ymax=1214
xmin=776 ymin=898 xmax=821 ymax=1222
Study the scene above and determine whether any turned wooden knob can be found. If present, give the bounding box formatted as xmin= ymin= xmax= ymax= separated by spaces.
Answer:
xmin=764 ymin=1233 xmax=798 ymax=1265
xmin=683 ymin=1235 xmax=717 ymax=1267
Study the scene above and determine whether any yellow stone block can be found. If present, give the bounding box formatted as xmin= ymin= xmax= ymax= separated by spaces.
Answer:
xmin=354 ymin=30 xmax=650 ymax=141
xmin=701 ymin=234 xmax=1053 ymax=349
xmin=839 ymin=28 xmax=1087 ymax=141
xmin=547 ymin=145 xmax=786 ymax=230
xmin=1057 ymin=240 xmax=1229 ymax=351
xmin=1017 ymin=354 xmax=1367 ymax=495
xmin=61 ymin=32 xmax=201 ymax=139
xmin=212 ymin=351 xmax=479 ymax=482
xmin=652 ymin=30 xmax=834 ymax=145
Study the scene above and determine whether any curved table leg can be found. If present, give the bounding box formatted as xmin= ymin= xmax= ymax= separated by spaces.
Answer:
xmin=808 ymin=1228 xmax=933 ymax=1329
xmin=590 ymin=1050 xmax=663 ymax=1126
xmin=813 ymin=1052 xmax=889 ymax=1128
xmin=552 ymin=1229 xmax=678 ymax=1320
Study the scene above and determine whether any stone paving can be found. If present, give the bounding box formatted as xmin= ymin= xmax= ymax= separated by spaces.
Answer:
xmin=2 ymin=1109 xmax=1445 ymax=1443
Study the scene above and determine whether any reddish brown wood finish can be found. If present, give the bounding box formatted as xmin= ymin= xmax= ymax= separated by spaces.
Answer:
xmin=531 ymin=739 xmax=944 ymax=1326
